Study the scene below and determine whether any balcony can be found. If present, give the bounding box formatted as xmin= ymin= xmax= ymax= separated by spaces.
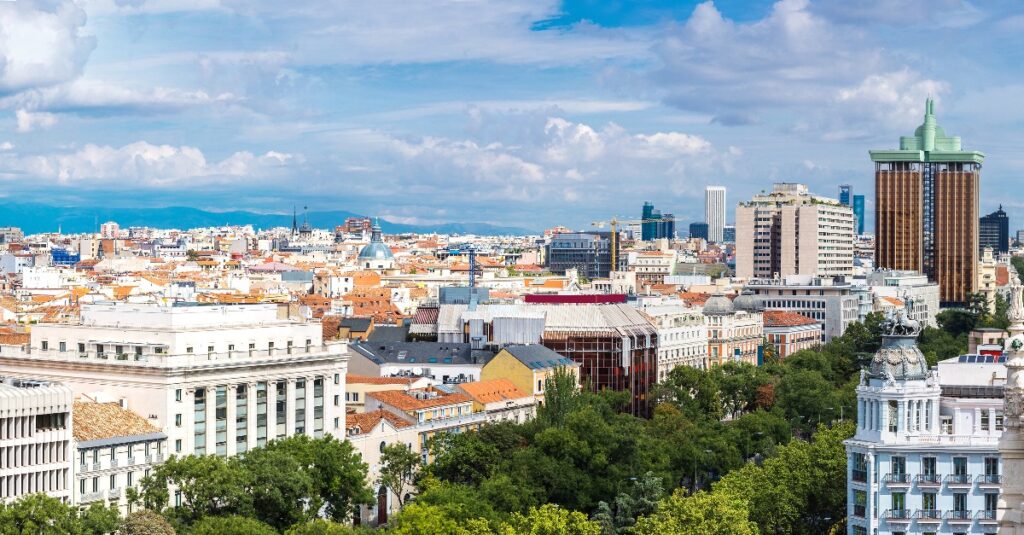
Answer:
xmin=915 ymin=510 xmax=942 ymax=522
xmin=915 ymin=473 xmax=942 ymax=487
xmin=977 ymin=510 xmax=997 ymax=523
xmin=882 ymin=509 xmax=912 ymax=522
xmin=851 ymin=469 xmax=867 ymax=483
xmin=126 ymin=457 xmax=136 ymax=466
xmin=946 ymin=510 xmax=973 ymax=523
xmin=108 ymin=487 xmax=122 ymax=500
xmin=80 ymin=491 xmax=104 ymax=503
xmin=945 ymin=474 xmax=973 ymax=487
xmin=882 ymin=473 xmax=912 ymax=486
xmin=79 ymin=463 xmax=89 ymax=473
xmin=977 ymin=474 xmax=1002 ymax=487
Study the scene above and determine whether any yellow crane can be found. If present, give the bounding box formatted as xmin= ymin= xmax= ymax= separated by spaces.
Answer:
xmin=590 ymin=216 xmax=684 ymax=271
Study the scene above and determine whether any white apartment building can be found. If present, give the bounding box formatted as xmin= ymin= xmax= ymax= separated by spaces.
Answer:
xmin=702 ymin=294 xmax=763 ymax=367
xmin=865 ymin=270 xmax=941 ymax=328
xmin=0 ymin=302 xmax=349 ymax=460
xmin=705 ymin=186 xmax=727 ymax=244
xmin=629 ymin=250 xmax=676 ymax=288
xmin=846 ymin=314 xmax=1002 ymax=535
xmin=73 ymin=400 xmax=167 ymax=513
xmin=0 ymin=378 xmax=73 ymax=503
xmin=735 ymin=183 xmax=855 ymax=279
xmin=745 ymin=275 xmax=863 ymax=342
xmin=634 ymin=298 xmax=708 ymax=376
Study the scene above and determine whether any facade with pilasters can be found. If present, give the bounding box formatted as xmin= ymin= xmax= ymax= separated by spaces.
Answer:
xmin=0 ymin=302 xmax=348 ymax=462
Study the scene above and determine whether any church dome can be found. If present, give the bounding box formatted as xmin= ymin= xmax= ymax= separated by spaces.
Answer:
xmin=868 ymin=311 xmax=927 ymax=381
xmin=358 ymin=218 xmax=394 ymax=260
xmin=733 ymin=291 xmax=762 ymax=312
xmin=702 ymin=293 xmax=735 ymax=316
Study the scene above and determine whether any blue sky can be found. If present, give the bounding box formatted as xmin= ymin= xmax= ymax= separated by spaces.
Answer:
xmin=2 ymin=0 xmax=1023 ymax=231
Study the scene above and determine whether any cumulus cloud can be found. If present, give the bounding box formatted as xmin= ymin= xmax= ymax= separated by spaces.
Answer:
xmin=383 ymin=114 xmax=729 ymax=209
xmin=0 ymin=1 xmax=95 ymax=95
xmin=3 ymin=79 xmax=238 ymax=115
xmin=651 ymin=0 xmax=947 ymax=132
xmin=15 ymin=110 xmax=58 ymax=132
xmin=9 ymin=141 xmax=296 ymax=187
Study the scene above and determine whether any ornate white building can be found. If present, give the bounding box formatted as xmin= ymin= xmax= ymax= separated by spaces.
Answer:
xmin=846 ymin=309 xmax=1003 ymax=535
xmin=999 ymin=274 xmax=1024 ymax=532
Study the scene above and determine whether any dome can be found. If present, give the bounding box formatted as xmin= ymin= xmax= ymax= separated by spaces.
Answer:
xmin=358 ymin=218 xmax=394 ymax=260
xmin=733 ymin=291 xmax=762 ymax=312
xmin=867 ymin=311 xmax=927 ymax=381
xmin=702 ymin=293 xmax=735 ymax=316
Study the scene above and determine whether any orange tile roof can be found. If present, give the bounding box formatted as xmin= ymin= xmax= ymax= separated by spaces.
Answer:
xmin=763 ymin=310 xmax=820 ymax=328
xmin=367 ymin=389 xmax=471 ymax=412
xmin=879 ymin=296 xmax=904 ymax=307
xmin=997 ymin=266 xmax=1010 ymax=286
xmin=73 ymin=401 xmax=162 ymax=442
xmin=345 ymin=409 xmax=414 ymax=432
xmin=0 ymin=333 xmax=29 ymax=345
xmin=459 ymin=379 xmax=531 ymax=404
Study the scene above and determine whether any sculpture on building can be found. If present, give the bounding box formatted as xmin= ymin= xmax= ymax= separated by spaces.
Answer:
xmin=999 ymin=273 xmax=1024 ymax=531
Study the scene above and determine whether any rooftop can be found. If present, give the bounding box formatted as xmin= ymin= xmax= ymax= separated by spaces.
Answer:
xmin=763 ymin=310 xmax=820 ymax=328
xmin=500 ymin=344 xmax=577 ymax=370
xmin=367 ymin=389 xmax=472 ymax=412
xmin=345 ymin=409 xmax=414 ymax=433
xmin=459 ymin=378 xmax=531 ymax=404
xmin=352 ymin=341 xmax=496 ymax=366
xmin=73 ymin=401 xmax=163 ymax=443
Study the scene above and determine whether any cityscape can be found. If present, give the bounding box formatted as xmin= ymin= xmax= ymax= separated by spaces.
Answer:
xmin=1 ymin=1 xmax=1024 ymax=535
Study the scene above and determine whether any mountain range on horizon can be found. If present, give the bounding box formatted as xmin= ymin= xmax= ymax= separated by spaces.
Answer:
xmin=0 ymin=202 xmax=535 ymax=237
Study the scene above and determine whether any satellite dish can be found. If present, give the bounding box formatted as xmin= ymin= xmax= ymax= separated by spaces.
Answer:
xmin=413 ymin=367 xmax=423 ymax=375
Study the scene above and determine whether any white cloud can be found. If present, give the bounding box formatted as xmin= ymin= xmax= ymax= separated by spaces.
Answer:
xmin=0 ymin=142 xmax=13 ymax=151
xmin=651 ymin=0 xmax=948 ymax=132
xmin=382 ymin=115 xmax=728 ymax=208
xmin=2 ymin=79 xmax=238 ymax=114
xmin=10 ymin=141 xmax=296 ymax=187
xmin=15 ymin=110 xmax=58 ymax=132
xmin=0 ymin=1 xmax=95 ymax=94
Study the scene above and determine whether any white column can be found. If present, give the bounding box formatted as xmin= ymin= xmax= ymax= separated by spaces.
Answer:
xmin=225 ymin=385 xmax=238 ymax=457
xmin=304 ymin=376 xmax=315 ymax=437
xmin=246 ymin=382 xmax=258 ymax=450
xmin=183 ymin=388 xmax=196 ymax=455
xmin=266 ymin=380 xmax=278 ymax=442
xmin=205 ymin=386 xmax=217 ymax=455
xmin=285 ymin=378 xmax=297 ymax=437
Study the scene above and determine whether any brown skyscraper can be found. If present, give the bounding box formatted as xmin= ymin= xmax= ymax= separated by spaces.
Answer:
xmin=871 ymin=99 xmax=983 ymax=306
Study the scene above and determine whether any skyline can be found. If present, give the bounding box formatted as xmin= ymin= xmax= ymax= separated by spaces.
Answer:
xmin=2 ymin=0 xmax=1023 ymax=230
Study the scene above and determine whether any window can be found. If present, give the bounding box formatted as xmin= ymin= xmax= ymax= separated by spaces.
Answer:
xmin=922 ymin=492 xmax=936 ymax=511
xmin=852 ymin=453 xmax=866 ymax=482
xmin=58 ymin=342 xmax=65 ymax=352
xmin=127 ymin=471 xmax=134 ymax=487
xmin=891 ymin=491 xmax=906 ymax=512
xmin=986 ymin=493 xmax=998 ymax=513
xmin=997 ymin=412 xmax=1005 ymax=431
xmin=41 ymin=340 xmax=48 ymax=350
xmin=981 ymin=409 xmax=990 ymax=430
xmin=953 ymin=492 xmax=967 ymax=512
xmin=334 ymin=374 xmax=340 ymax=385
xmin=228 ymin=344 xmax=235 ymax=351
xmin=175 ymin=439 xmax=181 ymax=452
xmin=891 ymin=456 xmax=906 ymax=476
xmin=175 ymin=389 xmax=182 ymax=402
xmin=922 ymin=456 xmax=937 ymax=478
xmin=109 ymin=474 xmax=116 ymax=489
xmin=175 ymin=414 xmax=182 ymax=427
xmin=186 ymin=346 xmax=193 ymax=354
xmin=953 ymin=457 xmax=968 ymax=476
xmin=92 ymin=477 xmax=98 ymax=492
xmin=379 ymin=441 xmax=386 ymax=453
xmin=888 ymin=400 xmax=898 ymax=432
xmin=79 ymin=479 xmax=85 ymax=494
xmin=853 ymin=489 xmax=866 ymax=516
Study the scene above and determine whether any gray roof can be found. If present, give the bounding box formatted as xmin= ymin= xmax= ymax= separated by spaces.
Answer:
xmin=340 ymin=317 xmax=373 ymax=332
xmin=368 ymin=325 xmax=410 ymax=343
xmin=352 ymin=341 xmax=495 ymax=366
xmin=501 ymin=344 xmax=578 ymax=370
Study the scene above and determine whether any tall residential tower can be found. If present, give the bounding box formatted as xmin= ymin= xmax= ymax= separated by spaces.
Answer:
xmin=870 ymin=99 xmax=984 ymax=306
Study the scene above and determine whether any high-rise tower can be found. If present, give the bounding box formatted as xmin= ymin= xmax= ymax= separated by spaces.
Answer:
xmin=870 ymin=99 xmax=984 ymax=306
xmin=705 ymin=186 xmax=726 ymax=243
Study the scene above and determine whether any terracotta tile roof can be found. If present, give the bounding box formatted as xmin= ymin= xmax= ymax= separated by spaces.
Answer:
xmin=73 ymin=401 xmax=161 ymax=442
xmin=345 ymin=409 xmax=414 ymax=433
xmin=879 ymin=296 xmax=904 ymax=307
xmin=678 ymin=292 xmax=712 ymax=306
xmin=367 ymin=389 xmax=471 ymax=412
xmin=346 ymin=374 xmax=416 ymax=386
xmin=0 ymin=333 xmax=29 ymax=345
xmin=763 ymin=310 xmax=820 ymax=328
xmin=458 ymin=379 xmax=531 ymax=404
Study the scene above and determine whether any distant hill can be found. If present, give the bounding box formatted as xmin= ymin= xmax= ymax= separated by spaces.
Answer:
xmin=0 ymin=202 xmax=534 ymax=236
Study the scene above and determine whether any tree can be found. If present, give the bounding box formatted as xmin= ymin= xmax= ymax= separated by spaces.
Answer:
xmin=118 ymin=510 xmax=175 ymax=535
xmin=538 ymin=366 xmax=582 ymax=428
xmin=186 ymin=516 xmax=276 ymax=535
xmin=653 ymin=365 xmax=723 ymax=421
xmin=139 ymin=455 xmax=250 ymax=525
xmin=80 ymin=503 xmax=123 ymax=535
xmin=285 ymin=519 xmax=373 ymax=535
xmin=590 ymin=472 xmax=663 ymax=534
xmin=378 ymin=443 xmax=422 ymax=509
xmin=499 ymin=504 xmax=601 ymax=535
xmin=761 ymin=337 xmax=780 ymax=365
xmin=0 ymin=493 xmax=92 ymax=535
xmin=388 ymin=503 xmax=463 ymax=535
xmin=240 ymin=444 xmax=317 ymax=530
xmin=632 ymin=490 xmax=757 ymax=535
xmin=936 ymin=308 xmax=977 ymax=337
xmin=259 ymin=435 xmax=373 ymax=522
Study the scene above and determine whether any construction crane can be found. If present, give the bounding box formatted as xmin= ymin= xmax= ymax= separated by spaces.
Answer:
xmin=590 ymin=216 xmax=685 ymax=271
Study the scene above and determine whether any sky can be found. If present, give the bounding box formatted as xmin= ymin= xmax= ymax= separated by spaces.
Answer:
xmin=1 ymin=0 xmax=1024 ymax=231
